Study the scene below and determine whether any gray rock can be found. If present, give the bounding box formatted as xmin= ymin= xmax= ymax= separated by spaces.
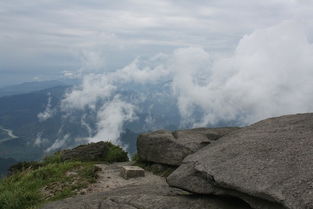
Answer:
xmin=167 ymin=113 xmax=313 ymax=209
xmin=120 ymin=166 xmax=145 ymax=179
xmin=137 ymin=127 xmax=239 ymax=165
xmin=59 ymin=141 xmax=127 ymax=162
xmin=41 ymin=184 xmax=251 ymax=209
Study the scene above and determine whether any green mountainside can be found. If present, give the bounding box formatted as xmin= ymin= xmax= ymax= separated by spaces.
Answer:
xmin=0 ymin=142 xmax=128 ymax=209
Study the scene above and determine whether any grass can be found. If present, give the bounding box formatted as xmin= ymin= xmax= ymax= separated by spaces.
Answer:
xmin=0 ymin=142 xmax=129 ymax=209
xmin=0 ymin=161 xmax=97 ymax=209
xmin=104 ymin=143 xmax=129 ymax=163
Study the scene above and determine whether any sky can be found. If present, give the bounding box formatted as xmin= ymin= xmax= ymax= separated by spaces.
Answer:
xmin=1 ymin=0 xmax=313 ymax=86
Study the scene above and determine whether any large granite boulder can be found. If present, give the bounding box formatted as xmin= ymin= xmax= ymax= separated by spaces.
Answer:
xmin=137 ymin=127 xmax=239 ymax=165
xmin=41 ymin=184 xmax=251 ymax=209
xmin=167 ymin=113 xmax=313 ymax=209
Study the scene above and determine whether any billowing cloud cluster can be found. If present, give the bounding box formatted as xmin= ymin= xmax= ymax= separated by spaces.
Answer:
xmin=90 ymin=96 xmax=136 ymax=143
xmin=173 ymin=21 xmax=313 ymax=125
xmin=61 ymin=21 xmax=313 ymax=146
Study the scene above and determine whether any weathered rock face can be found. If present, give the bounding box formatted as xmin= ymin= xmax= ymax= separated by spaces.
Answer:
xmin=137 ymin=127 xmax=239 ymax=165
xmin=60 ymin=141 xmax=128 ymax=162
xmin=60 ymin=141 xmax=109 ymax=161
xmin=41 ymin=184 xmax=251 ymax=209
xmin=167 ymin=113 xmax=313 ymax=209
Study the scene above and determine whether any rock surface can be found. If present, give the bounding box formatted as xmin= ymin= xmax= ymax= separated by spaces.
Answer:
xmin=60 ymin=141 xmax=127 ymax=162
xmin=137 ymin=127 xmax=239 ymax=165
xmin=167 ymin=113 xmax=313 ymax=209
xmin=41 ymin=162 xmax=251 ymax=209
xmin=42 ymin=185 xmax=251 ymax=209
xmin=120 ymin=166 xmax=145 ymax=179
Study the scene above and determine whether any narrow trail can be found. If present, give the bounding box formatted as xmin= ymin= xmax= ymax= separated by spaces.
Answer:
xmin=81 ymin=162 xmax=166 ymax=194
xmin=42 ymin=162 xmax=252 ymax=209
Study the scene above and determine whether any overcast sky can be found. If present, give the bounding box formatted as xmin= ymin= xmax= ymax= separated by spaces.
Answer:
xmin=1 ymin=0 xmax=313 ymax=86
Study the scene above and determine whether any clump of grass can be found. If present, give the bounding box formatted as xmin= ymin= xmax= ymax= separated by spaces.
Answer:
xmin=42 ymin=152 xmax=62 ymax=165
xmin=0 ymin=161 xmax=97 ymax=209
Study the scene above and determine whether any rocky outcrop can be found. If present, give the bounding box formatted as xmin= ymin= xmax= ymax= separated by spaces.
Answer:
xmin=137 ymin=127 xmax=239 ymax=165
xmin=42 ymin=181 xmax=250 ymax=209
xmin=167 ymin=113 xmax=313 ymax=209
xmin=60 ymin=141 xmax=128 ymax=162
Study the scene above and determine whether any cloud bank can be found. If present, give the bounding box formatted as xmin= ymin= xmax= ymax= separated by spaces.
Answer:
xmin=60 ymin=21 xmax=313 ymax=146
xmin=173 ymin=21 xmax=313 ymax=125
xmin=2 ymin=0 xmax=313 ymax=86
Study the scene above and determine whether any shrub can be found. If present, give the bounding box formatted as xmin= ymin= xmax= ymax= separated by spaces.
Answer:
xmin=104 ymin=142 xmax=129 ymax=163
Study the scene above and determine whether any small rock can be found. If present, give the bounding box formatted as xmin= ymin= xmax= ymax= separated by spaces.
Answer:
xmin=120 ymin=166 xmax=145 ymax=179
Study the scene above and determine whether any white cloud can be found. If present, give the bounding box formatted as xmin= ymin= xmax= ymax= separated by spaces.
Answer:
xmin=45 ymin=134 xmax=70 ymax=153
xmin=34 ymin=133 xmax=48 ymax=147
xmin=61 ymin=74 xmax=116 ymax=110
xmin=62 ymin=20 xmax=313 ymax=132
xmin=38 ymin=93 xmax=55 ymax=122
xmin=171 ymin=21 xmax=313 ymax=125
xmin=88 ymin=96 xmax=136 ymax=145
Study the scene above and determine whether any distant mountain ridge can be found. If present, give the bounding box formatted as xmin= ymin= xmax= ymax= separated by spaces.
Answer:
xmin=0 ymin=157 xmax=17 ymax=177
xmin=0 ymin=81 xmax=182 ymax=165
xmin=0 ymin=80 xmax=67 ymax=98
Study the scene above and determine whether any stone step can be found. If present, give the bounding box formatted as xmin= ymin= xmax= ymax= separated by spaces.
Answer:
xmin=120 ymin=166 xmax=145 ymax=179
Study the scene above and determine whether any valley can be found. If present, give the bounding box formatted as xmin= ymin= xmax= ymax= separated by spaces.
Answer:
xmin=0 ymin=126 xmax=18 ymax=143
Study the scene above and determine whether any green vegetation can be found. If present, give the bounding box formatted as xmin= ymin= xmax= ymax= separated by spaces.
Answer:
xmin=132 ymin=153 xmax=176 ymax=177
xmin=58 ymin=141 xmax=129 ymax=163
xmin=0 ymin=142 xmax=129 ymax=209
xmin=42 ymin=152 xmax=62 ymax=164
xmin=8 ymin=161 xmax=42 ymax=175
xmin=0 ymin=161 xmax=97 ymax=209
xmin=104 ymin=142 xmax=129 ymax=163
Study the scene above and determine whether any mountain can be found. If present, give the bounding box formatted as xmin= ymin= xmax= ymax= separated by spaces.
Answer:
xmin=0 ymin=81 xmax=182 ymax=165
xmin=0 ymin=80 xmax=67 ymax=98
xmin=0 ymin=86 xmax=69 ymax=161
xmin=0 ymin=157 xmax=17 ymax=177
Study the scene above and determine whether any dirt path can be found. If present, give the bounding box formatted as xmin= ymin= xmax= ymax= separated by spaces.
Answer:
xmin=42 ymin=162 xmax=252 ymax=209
xmin=81 ymin=162 xmax=166 ymax=194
